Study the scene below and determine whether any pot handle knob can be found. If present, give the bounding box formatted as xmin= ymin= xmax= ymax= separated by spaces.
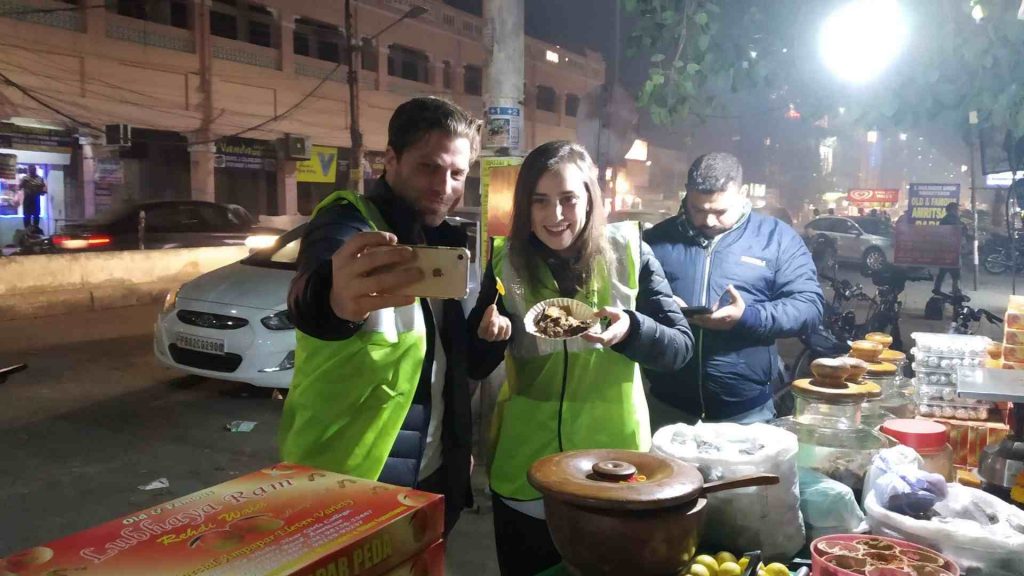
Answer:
xmin=592 ymin=460 xmax=638 ymax=482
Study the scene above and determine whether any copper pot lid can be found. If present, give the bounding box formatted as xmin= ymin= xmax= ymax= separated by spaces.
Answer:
xmin=528 ymin=449 xmax=705 ymax=511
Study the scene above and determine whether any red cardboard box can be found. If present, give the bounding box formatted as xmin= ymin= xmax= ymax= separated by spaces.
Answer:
xmin=1 ymin=463 xmax=443 ymax=576
xmin=376 ymin=541 xmax=444 ymax=576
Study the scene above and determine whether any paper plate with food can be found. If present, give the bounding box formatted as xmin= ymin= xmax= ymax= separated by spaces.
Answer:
xmin=524 ymin=298 xmax=599 ymax=340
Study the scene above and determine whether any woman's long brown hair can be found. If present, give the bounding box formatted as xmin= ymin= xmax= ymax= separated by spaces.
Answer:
xmin=507 ymin=141 xmax=609 ymax=294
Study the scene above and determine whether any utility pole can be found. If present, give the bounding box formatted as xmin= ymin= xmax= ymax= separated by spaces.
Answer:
xmin=344 ymin=0 xmax=364 ymax=193
xmin=344 ymin=3 xmax=428 ymax=192
xmin=482 ymin=0 xmax=525 ymax=156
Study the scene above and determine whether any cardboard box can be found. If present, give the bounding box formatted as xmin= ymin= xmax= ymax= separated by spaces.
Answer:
xmin=922 ymin=417 xmax=1010 ymax=468
xmin=1 ymin=463 xmax=443 ymax=576
xmin=377 ymin=541 xmax=444 ymax=576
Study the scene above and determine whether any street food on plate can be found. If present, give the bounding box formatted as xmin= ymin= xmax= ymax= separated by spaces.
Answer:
xmin=534 ymin=305 xmax=594 ymax=338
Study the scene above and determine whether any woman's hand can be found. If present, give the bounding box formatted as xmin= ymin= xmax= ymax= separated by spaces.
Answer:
xmin=582 ymin=307 xmax=631 ymax=347
xmin=477 ymin=304 xmax=513 ymax=342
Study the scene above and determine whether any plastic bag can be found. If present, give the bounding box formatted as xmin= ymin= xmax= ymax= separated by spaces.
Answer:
xmin=865 ymin=452 xmax=1024 ymax=576
xmin=798 ymin=467 xmax=867 ymax=539
xmin=652 ymin=423 xmax=805 ymax=561
xmin=862 ymin=445 xmax=923 ymax=507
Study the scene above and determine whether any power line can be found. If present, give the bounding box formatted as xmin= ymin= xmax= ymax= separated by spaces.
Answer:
xmin=0 ymin=69 xmax=102 ymax=133
xmin=189 ymin=62 xmax=345 ymax=145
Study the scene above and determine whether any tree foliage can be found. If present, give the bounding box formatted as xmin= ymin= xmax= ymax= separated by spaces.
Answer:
xmin=625 ymin=0 xmax=1024 ymax=156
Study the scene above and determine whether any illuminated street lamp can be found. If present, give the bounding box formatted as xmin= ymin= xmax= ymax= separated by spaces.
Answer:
xmin=820 ymin=0 xmax=908 ymax=83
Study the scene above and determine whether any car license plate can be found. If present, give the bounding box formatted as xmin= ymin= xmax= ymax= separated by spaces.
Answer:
xmin=176 ymin=333 xmax=225 ymax=355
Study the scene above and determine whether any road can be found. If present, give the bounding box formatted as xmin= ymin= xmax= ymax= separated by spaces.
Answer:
xmin=0 ymin=266 xmax=1017 ymax=570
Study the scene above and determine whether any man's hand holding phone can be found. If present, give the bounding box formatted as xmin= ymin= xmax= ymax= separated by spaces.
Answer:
xmin=676 ymin=286 xmax=746 ymax=331
xmin=330 ymin=231 xmax=424 ymax=323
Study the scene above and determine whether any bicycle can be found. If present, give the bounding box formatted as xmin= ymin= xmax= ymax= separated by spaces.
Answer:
xmin=932 ymin=290 xmax=1003 ymax=335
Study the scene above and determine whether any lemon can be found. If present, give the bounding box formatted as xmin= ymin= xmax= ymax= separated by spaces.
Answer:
xmin=757 ymin=571 xmax=767 ymax=576
xmin=764 ymin=563 xmax=790 ymax=576
xmin=715 ymin=552 xmax=739 ymax=566
xmin=738 ymin=557 xmax=750 ymax=571
xmin=718 ymin=562 xmax=742 ymax=576
xmin=692 ymin=555 xmax=719 ymax=576
xmin=688 ymin=564 xmax=711 ymax=576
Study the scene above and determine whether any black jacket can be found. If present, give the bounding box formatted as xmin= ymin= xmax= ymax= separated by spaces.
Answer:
xmin=287 ymin=178 xmax=472 ymax=531
xmin=467 ymin=240 xmax=694 ymax=381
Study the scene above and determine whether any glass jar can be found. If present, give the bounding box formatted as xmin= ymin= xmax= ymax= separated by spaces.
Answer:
xmin=880 ymin=419 xmax=954 ymax=481
xmin=860 ymin=361 xmax=917 ymax=427
xmin=772 ymin=381 xmax=896 ymax=495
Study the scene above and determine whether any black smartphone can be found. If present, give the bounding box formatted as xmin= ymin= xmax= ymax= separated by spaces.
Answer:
xmin=680 ymin=306 xmax=713 ymax=317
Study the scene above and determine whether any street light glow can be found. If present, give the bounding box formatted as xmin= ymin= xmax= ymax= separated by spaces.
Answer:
xmin=820 ymin=0 xmax=908 ymax=84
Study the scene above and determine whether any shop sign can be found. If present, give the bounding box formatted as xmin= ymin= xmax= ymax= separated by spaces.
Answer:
xmin=214 ymin=137 xmax=276 ymax=171
xmin=848 ymin=188 xmax=899 ymax=205
xmin=480 ymin=156 xmax=524 ymax=261
xmin=908 ymin=183 xmax=960 ymax=225
xmin=894 ymin=223 xmax=961 ymax=267
xmin=297 ymin=145 xmax=338 ymax=183
xmin=484 ymin=106 xmax=523 ymax=152
xmin=0 ymin=122 xmax=74 ymax=153
xmin=0 ymin=153 xmax=17 ymax=180
xmin=94 ymin=158 xmax=124 ymax=186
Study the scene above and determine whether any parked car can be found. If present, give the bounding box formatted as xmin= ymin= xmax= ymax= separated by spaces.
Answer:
xmin=803 ymin=215 xmax=894 ymax=272
xmin=155 ymin=217 xmax=481 ymax=388
xmin=51 ymin=200 xmax=284 ymax=252
xmin=754 ymin=205 xmax=795 ymax=228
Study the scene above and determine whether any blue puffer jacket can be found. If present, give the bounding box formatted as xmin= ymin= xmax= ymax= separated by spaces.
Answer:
xmin=644 ymin=210 xmax=824 ymax=420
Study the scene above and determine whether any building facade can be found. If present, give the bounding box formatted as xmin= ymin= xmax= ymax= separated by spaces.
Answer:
xmin=0 ymin=0 xmax=605 ymax=240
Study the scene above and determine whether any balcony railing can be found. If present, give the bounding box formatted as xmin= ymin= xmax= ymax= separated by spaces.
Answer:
xmin=0 ymin=0 xmax=83 ymax=32
xmin=295 ymin=55 xmax=345 ymax=82
xmin=212 ymin=36 xmax=278 ymax=69
xmin=106 ymin=12 xmax=194 ymax=53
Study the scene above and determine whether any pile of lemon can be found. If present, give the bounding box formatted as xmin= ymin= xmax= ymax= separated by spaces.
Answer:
xmin=685 ymin=552 xmax=790 ymax=576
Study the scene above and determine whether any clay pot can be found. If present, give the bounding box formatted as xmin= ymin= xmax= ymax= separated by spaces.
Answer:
xmin=856 ymin=538 xmax=899 ymax=553
xmin=529 ymin=449 xmax=778 ymax=576
xmin=897 ymin=549 xmax=944 ymax=567
xmin=862 ymin=550 xmax=902 ymax=566
xmin=817 ymin=540 xmax=862 ymax=556
xmin=826 ymin=554 xmax=870 ymax=572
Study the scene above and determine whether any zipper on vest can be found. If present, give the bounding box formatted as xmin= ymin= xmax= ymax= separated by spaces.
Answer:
xmin=697 ymin=240 xmax=718 ymax=420
xmin=557 ymin=340 xmax=569 ymax=451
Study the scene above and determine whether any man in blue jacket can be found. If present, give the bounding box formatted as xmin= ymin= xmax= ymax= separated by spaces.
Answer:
xmin=644 ymin=152 xmax=823 ymax=425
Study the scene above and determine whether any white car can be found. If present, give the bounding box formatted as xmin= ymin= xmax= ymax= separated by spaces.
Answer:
xmin=155 ymin=218 xmax=481 ymax=389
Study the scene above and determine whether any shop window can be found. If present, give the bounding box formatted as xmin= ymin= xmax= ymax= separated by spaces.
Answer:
xmin=565 ymin=93 xmax=580 ymax=117
xmin=294 ymin=30 xmax=311 ymax=57
xmin=361 ymin=38 xmax=378 ymax=72
xmin=536 ymin=85 xmax=556 ymax=113
xmin=113 ymin=0 xmax=189 ymax=30
xmin=169 ymin=0 xmax=189 ymax=29
xmin=443 ymin=61 xmax=452 ymax=90
xmin=295 ymin=17 xmax=346 ymax=63
xmin=388 ymin=44 xmax=429 ymax=84
xmin=246 ymin=3 xmax=275 ymax=48
xmin=209 ymin=8 xmax=237 ymax=39
xmin=464 ymin=64 xmax=482 ymax=96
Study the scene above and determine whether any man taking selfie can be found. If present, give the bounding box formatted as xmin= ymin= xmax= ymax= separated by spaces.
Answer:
xmin=279 ymin=97 xmax=480 ymax=533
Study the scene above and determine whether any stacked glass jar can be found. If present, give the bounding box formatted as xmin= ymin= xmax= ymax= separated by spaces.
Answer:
xmin=772 ymin=357 xmax=896 ymax=495
xmin=847 ymin=336 xmax=917 ymax=428
xmin=912 ymin=332 xmax=994 ymax=421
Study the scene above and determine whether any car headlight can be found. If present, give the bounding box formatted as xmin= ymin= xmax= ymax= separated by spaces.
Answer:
xmin=245 ymin=234 xmax=279 ymax=250
xmin=163 ymin=287 xmax=180 ymax=313
xmin=261 ymin=310 xmax=294 ymax=330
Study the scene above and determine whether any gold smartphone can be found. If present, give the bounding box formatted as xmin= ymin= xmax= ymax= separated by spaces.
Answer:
xmin=389 ymin=245 xmax=471 ymax=299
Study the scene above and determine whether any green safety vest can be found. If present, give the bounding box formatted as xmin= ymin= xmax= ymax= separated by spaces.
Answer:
xmin=489 ymin=222 xmax=651 ymax=501
xmin=278 ymin=190 xmax=427 ymax=480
